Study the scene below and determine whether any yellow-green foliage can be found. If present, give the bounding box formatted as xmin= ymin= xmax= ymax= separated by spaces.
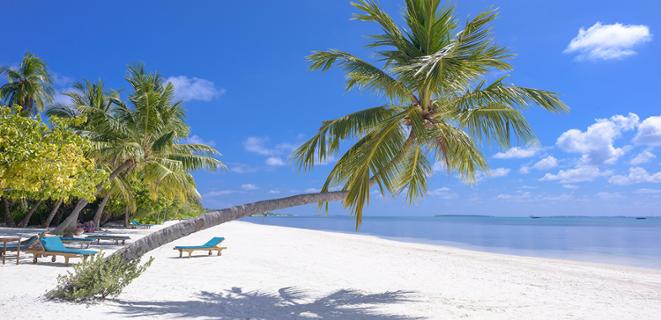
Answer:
xmin=0 ymin=106 xmax=107 ymax=201
xmin=47 ymin=252 xmax=154 ymax=301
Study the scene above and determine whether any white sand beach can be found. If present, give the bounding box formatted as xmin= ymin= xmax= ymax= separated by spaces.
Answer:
xmin=1 ymin=220 xmax=660 ymax=319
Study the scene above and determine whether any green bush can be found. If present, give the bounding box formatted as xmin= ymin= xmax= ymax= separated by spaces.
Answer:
xmin=47 ymin=252 xmax=154 ymax=302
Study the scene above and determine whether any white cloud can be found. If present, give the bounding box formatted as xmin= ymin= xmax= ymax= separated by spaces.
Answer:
xmin=564 ymin=22 xmax=652 ymax=60
xmin=556 ymin=113 xmax=639 ymax=165
xmin=244 ymin=137 xmax=273 ymax=156
xmin=432 ymin=161 xmax=446 ymax=172
xmin=184 ymin=134 xmax=215 ymax=146
xmin=165 ymin=75 xmax=224 ymax=102
xmin=244 ymin=137 xmax=297 ymax=167
xmin=630 ymin=150 xmax=656 ymax=165
xmin=52 ymin=73 xmax=73 ymax=86
xmin=241 ymin=183 xmax=258 ymax=190
xmin=266 ymin=156 xmax=286 ymax=166
xmin=229 ymin=163 xmax=257 ymax=174
xmin=633 ymin=116 xmax=661 ymax=146
xmin=496 ymin=192 xmax=575 ymax=202
xmin=541 ymin=165 xmax=611 ymax=183
xmin=608 ymin=167 xmax=661 ymax=185
xmin=634 ymin=188 xmax=661 ymax=195
xmin=493 ymin=146 xmax=539 ymax=159
xmin=427 ymin=187 xmax=457 ymax=199
xmin=204 ymin=190 xmax=235 ymax=197
xmin=532 ymin=156 xmax=559 ymax=170
xmin=304 ymin=188 xmax=321 ymax=193
xmin=488 ymin=168 xmax=511 ymax=177
xmin=268 ymin=189 xmax=281 ymax=194
xmin=596 ymin=191 xmax=624 ymax=200
xmin=522 ymin=156 xmax=558 ymax=173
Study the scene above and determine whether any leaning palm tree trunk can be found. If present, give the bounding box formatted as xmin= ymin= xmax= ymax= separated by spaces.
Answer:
xmin=2 ymin=198 xmax=15 ymax=227
xmin=18 ymin=200 xmax=44 ymax=227
xmin=55 ymin=160 xmax=133 ymax=232
xmin=92 ymin=194 xmax=110 ymax=228
xmin=43 ymin=199 xmax=63 ymax=228
xmin=112 ymin=191 xmax=347 ymax=261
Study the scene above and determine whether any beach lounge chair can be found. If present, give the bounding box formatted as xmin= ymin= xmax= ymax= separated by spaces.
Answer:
xmin=173 ymin=237 xmax=226 ymax=258
xmin=130 ymin=220 xmax=153 ymax=229
xmin=27 ymin=237 xmax=97 ymax=266
xmin=85 ymin=234 xmax=130 ymax=245
xmin=1 ymin=235 xmax=39 ymax=252
xmin=60 ymin=236 xmax=95 ymax=248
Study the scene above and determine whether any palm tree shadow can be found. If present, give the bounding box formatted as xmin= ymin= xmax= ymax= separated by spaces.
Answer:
xmin=114 ymin=286 xmax=425 ymax=319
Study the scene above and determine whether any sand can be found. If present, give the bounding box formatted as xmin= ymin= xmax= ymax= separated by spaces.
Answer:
xmin=1 ymin=220 xmax=660 ymax=319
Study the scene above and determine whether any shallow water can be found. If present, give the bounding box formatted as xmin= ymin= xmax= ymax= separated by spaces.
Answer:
xmin=243 ymin=215 xmax=661 ymax=269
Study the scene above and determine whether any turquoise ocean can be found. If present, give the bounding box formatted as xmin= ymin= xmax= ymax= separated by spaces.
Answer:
xmin=243 ymin=215 xmax=661 ymax=269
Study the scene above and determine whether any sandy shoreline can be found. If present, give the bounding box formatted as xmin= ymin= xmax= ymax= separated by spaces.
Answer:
xmin=1 ymin=220 xmax=660 ymax=319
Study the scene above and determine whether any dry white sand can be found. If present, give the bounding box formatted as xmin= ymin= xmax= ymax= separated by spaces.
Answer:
xmin=1 ymin=220 xmax=660 ymax=319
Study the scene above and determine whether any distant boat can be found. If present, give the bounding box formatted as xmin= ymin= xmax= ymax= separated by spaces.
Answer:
xmin=530 ymin=216 xmax=542 ymax=219
xmin=635 ymin=217 xmax=647 ymax=220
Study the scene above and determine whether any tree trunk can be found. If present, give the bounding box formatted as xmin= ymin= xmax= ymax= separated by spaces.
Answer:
xmin=112 ymin=191 xmax=347 ymax=261
xmin=124 ymin=206 xmax=129 ymax=228
xmin=18 ymin=200 xmax=44 ymax=227
xmin=92 ymin=194 xmax=110 ymax=228
xmin=2 ymin=198 xmax=15 ymax=227
xmin=43 ymin=199 xmax=63 ymax=228
xmin=55 ymin=159 xmax=133 ymax=232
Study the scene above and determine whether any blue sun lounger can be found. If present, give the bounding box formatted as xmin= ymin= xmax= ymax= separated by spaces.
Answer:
xmin=2 ymin=235 xmax=39 ymax=252
xmin=173 ymin=237 xmax=226 ymax=258
xmin=27 ymin=237 xmax=97 ymax=265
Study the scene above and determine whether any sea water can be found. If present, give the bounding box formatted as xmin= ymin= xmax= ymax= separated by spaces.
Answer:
xmin=242 ymin=215 xmax=661 ymax=269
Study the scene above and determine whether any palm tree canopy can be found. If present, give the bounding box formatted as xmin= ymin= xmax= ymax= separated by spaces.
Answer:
xmin=295 ymin=0 xmax=568 ymax=227
xmin=0 ymin=52 xmax=54 ymax=115
xmin=49 ymin=66 xmax=225 ymax=205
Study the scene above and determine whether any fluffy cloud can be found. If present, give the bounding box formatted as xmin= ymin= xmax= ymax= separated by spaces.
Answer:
xmin=244 ymin=137 xmax=296 ymax=167
xmin=532 ymin=156 xmax=559 ymax=170
xmin=556 ymin=113 xmax=639 ymax=165
xmin=476 ymin=168 xmax=510 ymax=181
xmin=493 ymin=146 xmax=539 ymax=159
xmin=165 ymin=75 xmax=224 ymax=102
xmin=608 ymin=167 xmax=661 ymax=185
xmin=265 ymin=156 xmax=286 ymax=166
xmin=240 ymin=184 xmax=258 ymax=190
xmin=633 ymin=116 xmax=661 ymax=146
xmin=184 ymin=134 xmax=215 ymax=146
xmin=564 ymin=22 xmax=652 ymax=60
xmin=521 ymin=156 xmax=558 ymax=173
xmin=427 ymin=187 xmax=457 ymax=199
xmin=541 ymin=166 xmax=611 ymax=183
xmin=630 ymin=150 xmax=656 ymax=165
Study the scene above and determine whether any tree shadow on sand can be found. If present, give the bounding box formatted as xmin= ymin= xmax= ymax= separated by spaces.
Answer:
xmin=114 ymin=287 xmax=425 ymax=319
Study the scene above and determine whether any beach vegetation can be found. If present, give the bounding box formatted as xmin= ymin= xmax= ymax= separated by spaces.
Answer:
xmin=47 ymin=252 xmax=154 ymax=301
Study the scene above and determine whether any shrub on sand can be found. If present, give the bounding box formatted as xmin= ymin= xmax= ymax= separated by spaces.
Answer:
xmin=47 ymin=252 xmax=154 ymax=302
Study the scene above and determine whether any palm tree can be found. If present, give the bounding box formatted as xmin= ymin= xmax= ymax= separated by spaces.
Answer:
xmin=109 ymin=0 xmax=566 ymax=262
xmin=54 ymin=66 xmax=223 ymax=231
xmin=0 ymin=52 xmax=54 ymax=116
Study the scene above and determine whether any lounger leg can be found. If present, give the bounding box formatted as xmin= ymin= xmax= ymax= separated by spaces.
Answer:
xmin=208 ymin=250 xmax=212 ymax=256
xmin=33 ymin=254 xmax=38 ymax=264
xmin=51 ymin=256 xmax=56 ymax=262
xmin=64 ymin=256 xmax=69 ymax=266
xmin=179 ymin=250 xmax=182 ymax=258
xmin=217 ymin=249 xmax=222 ymax=256
xmin=188 ymin=251 xmax=192 ymax=258
xmin=83 ymin=256 xmax=87 ymax=262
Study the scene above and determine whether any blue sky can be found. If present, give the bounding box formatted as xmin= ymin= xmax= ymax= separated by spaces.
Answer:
xmin=3 ymin=0 xmax=660 ymax=216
